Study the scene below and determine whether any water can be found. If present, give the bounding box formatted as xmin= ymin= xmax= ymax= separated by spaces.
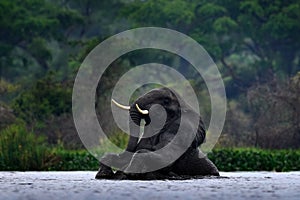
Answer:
xmin=0 ymin=171 xmax=299 ymax=200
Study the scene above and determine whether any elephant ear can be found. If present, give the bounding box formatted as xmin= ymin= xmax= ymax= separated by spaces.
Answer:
xmin=192 ymin=113 xmax=206 ymax=148
xmin=170 ymin=89 xmax=206 ymax=148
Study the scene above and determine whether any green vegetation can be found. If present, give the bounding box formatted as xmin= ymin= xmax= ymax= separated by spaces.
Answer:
xmin=0 ymin=122 xmax=48 ymax=170
xmin=44 ymin=148 xmax=300 ymax=172
xmin=12 ymin=73 xmax=72 ymax=123
xmin=0 ymin=124 xmax=299 ymax=171
xmin=1 ymin=123 xmax=299 ymax=171
xmin=44 ymin=149 xmax=99 ymax=171
xmin=0 ymin=0 xmax=300 ymax=171
xmin=210 ymin=148 xmax=300 ymax=172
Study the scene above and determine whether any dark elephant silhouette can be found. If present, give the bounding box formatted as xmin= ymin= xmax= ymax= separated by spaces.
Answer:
xmin=96 ymin=87 xmax=219 ymax=180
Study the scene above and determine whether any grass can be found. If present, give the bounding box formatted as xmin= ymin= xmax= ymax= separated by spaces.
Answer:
xmin=209 ymin=148 xmax=300 ymax=172
xmin=0 ymin=122 xmax=48 ymax=170
xmin=0 ymin=123 xmax=299 ymax=171
xmin=42 ymin=148 xmax=300 ymax=172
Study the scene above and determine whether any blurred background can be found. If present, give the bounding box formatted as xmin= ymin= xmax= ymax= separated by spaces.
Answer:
xmin=0 ymin=0 xmax=299 ymax=171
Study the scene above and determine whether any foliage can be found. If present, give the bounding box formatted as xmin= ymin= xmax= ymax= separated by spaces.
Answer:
xmin=122 ymin=0 xmax=300 ymax=92
xmin=1 ymin=0 xmax=300 ymax=153
xmin=3 ymin=146 xmax=299 ymax=171
xmin=106 ymin=132 xmax=129 ymax=150
xmin=0 ymin=122 xmax=48 ymax=170
xmin=246 ymin=73 xmax=300 ymax=148
xmin=209 ymin=148 xmax=300 ymax=172
xmin=0 ymin=0 xmax=83 ymax=81
xmin=0 ymin=79 xmax=19 ymax=95
xmin=44 ymin=149 xmax=99 ymax=171
xmin=0 ymin=122 xmax=299 ymax=171
xmin=11 ymin=72 xmax=72 ymax=123
xmin=217 ymin=99 xmax=253 ymax=147
xmin=0 ymin=102 xmax=16 ymax=130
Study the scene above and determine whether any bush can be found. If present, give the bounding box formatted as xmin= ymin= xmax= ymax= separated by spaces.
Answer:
xmin=0 ymin=102 xmax=16 ymax=130
xmin=208 ymin=148 xmax=300 ymax=172
xmin=11 ymin=73 xmax=72 ymax=123
xmin=43 ymin=148 xmax=300 ymax=172
xmin=0 ymin=123 xmax=48 ymax=170
xmin=1 ymin=127 xmax=299 ymax=172
xmin=42 ymin=132 xmax=129 ymax=171
xmin=43 ymin=149 xmax=98 ymax=171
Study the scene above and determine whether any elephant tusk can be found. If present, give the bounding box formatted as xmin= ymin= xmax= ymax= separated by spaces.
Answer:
xmin=136 ymin=104 xmax=149 ymax=115
xmin=111 ymin=99 xmax=130 ymax=110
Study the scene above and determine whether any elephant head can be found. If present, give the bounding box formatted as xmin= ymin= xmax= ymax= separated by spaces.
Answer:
xmin=112 ymin=87 xmax=206 ymax=153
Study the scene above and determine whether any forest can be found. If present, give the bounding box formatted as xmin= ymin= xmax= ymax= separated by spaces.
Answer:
xmin=0 ymin=0 xmax=300 ymax=170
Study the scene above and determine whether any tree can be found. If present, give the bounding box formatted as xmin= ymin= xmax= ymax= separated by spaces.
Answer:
xmin=0 ymin=0 xmax=83 ymax=81
xmin=121 ymin=0 xmax=300 ymax=93
xmin=247 ymin=73 xmax=300 ymax=148
xmin=50 ymin=0 xmax=128 ymax=41
xmin=120 ymin=0 xmax=300 ymax=149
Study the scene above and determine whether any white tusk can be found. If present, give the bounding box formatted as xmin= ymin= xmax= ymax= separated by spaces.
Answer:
xmin=136 ymin=104 xmax=149 ymax=115
xmin=111 ymin=99 xmax=130 ymax=110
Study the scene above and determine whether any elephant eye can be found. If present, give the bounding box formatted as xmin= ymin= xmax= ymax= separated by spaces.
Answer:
xmin=163 ymin=98 xmax=171 ymax=105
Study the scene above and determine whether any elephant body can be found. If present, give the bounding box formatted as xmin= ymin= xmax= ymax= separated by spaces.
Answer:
xmin=96 ymin=87 xmax=219 ymax=180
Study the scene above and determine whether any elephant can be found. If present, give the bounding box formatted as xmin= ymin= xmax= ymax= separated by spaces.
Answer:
xmin=95 ymin=87 xmax=219 ymax=180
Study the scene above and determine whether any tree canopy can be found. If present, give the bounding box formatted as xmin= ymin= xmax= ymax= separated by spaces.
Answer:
xmin=0 ymin=0 xmax=300 ymax=149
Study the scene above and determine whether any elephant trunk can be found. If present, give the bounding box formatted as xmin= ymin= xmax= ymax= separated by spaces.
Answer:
xmin=111 ymin=99 xmax=150 ymax=152
xmin=125 ymin=109 xmax=142 ymax=152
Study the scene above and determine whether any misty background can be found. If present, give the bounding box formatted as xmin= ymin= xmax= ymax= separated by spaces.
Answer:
xmin=1 ymin=0 xmax=300 ymax=152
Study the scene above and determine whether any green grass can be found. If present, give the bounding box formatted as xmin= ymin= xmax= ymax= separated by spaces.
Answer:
xmin=40 ymin=148 xmax=300 ymax=172
xmin=43 ymin=148 xmax=99 ymax=171
xmin=1 ymin=124 xmax=299 ymax=171
xmin=0 ymin=123 xmax=48 ymax=170
xmin=208 ymin=148 xmax=300 ymax=172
